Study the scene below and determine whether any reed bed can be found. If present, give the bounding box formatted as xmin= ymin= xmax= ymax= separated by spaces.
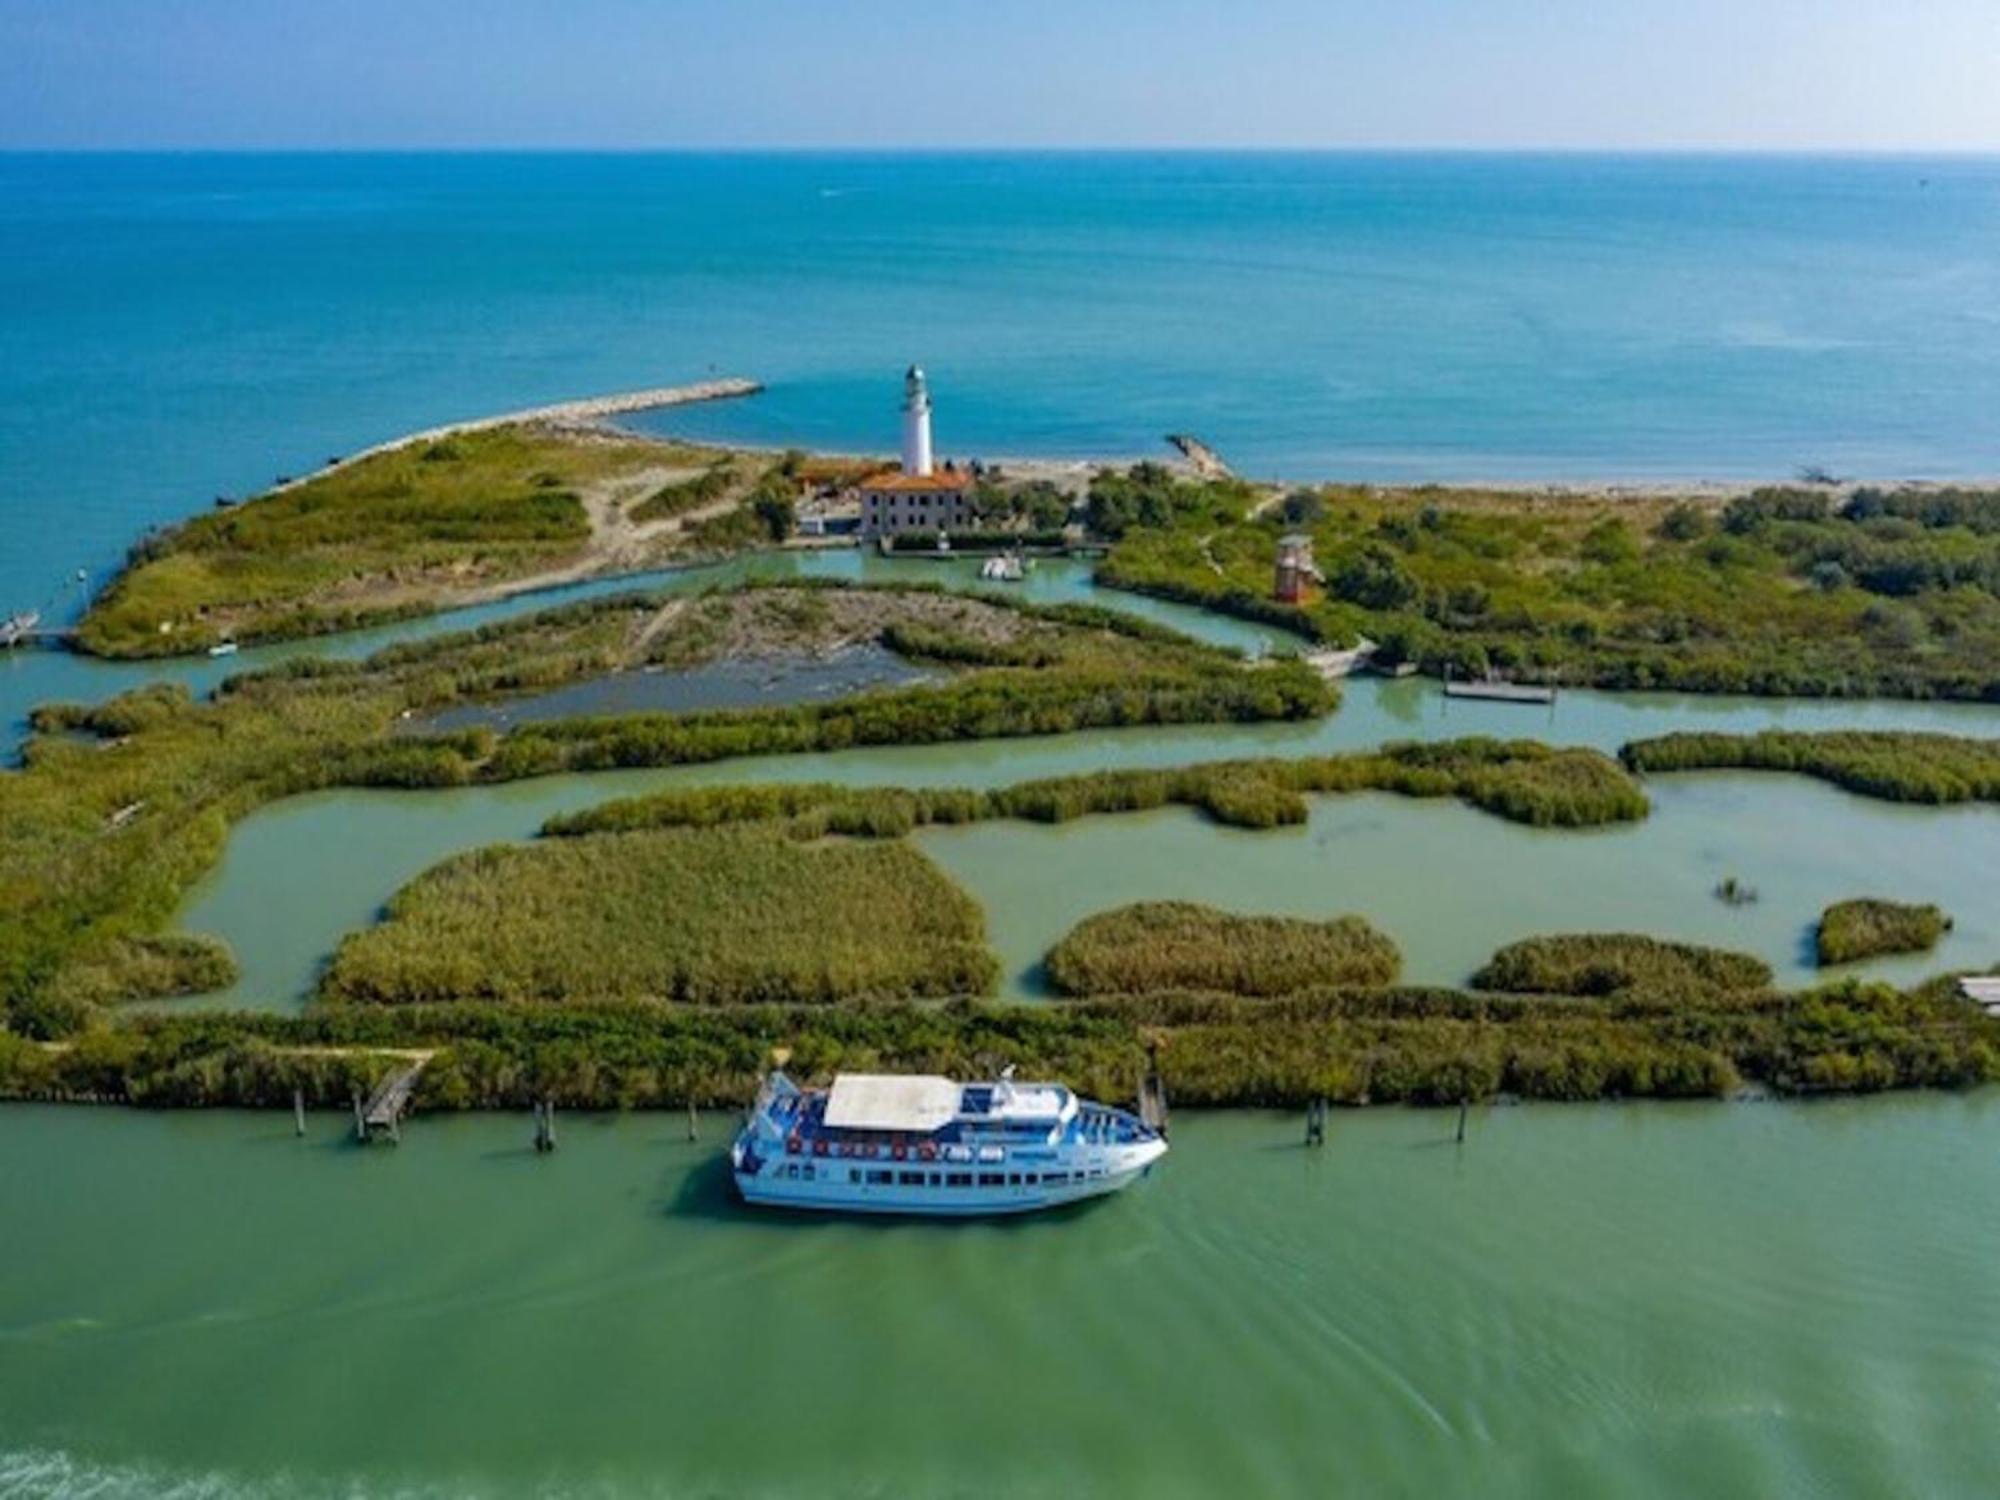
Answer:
xmin=1620 ymin=730 xmax=2000 ymax=805
xmin=1044 ymin=902 xmax=1401 ymax=996
xmin=1470 ymin=934 xmax=1774 ymax=998
xmin=544 ymin=737 xmax=1648 ymax=841
xmin=319 ymin=826 xmax=997 ymax=1007
xmin=7 ymin=975 xmax=1992 ymax=1111
xmin=1816 ymin=899 xmax=1953 ymax=966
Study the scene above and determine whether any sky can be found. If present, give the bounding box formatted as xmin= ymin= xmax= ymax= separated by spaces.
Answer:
xmin=2 ymin=0 xmax=1997 ymax=152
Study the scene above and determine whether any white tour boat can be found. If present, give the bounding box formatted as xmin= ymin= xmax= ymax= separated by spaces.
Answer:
xmin=730 ymin=1070 xmax=1167 ymax=1216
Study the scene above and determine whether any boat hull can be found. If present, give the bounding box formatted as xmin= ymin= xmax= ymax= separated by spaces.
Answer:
xmin=734 ymin=1144 xmax=1165 ymax=1217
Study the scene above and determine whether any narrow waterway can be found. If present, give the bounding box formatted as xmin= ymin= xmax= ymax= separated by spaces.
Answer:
xmin=3 ymin=1099 xmax=1997 ymax=1499
xmin=19 ymin=545 xmax=1962 ymax=1008
xmin=8 ymin=552 xmax=1998 ymax=753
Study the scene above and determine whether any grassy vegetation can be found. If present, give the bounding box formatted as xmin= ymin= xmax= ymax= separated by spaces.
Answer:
xmin=78 ymin=425 xmax=720 ymax=657
xmin=1817 ymin=900 xmax=1953 ymax=967
xmin=1621 ymin=730 xmax=2000 ymax=804
xmin=628 ymin=458 xmax=738 ymax=523
xmin=6 ymin=976 xmax=1993 ymax=1111
xmin=1044 ymin=902 xmax=1400 ymax=996
xmin=1470 ymin=934 xmax=1774 ymax=998
xmin=42 ymin=934 xmax=238 ymax=1009
xmin=545 ymin=737 xmax=1648 ymax=841
xmin=320 ymin=827 xmax=997 ymax=1006
xmin=1090 ymin=465 xmax=2000 ymax=699
xmin=1 ymin=584 xmax=1330 ymax=1035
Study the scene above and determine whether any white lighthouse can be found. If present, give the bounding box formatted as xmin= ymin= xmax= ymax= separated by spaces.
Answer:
xmin=900 ymin=364 xmax=934 ymax=477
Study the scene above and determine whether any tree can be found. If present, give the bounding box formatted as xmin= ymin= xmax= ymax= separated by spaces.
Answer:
xmin=753 ymin=493 xmax=795 ymax=542
xmin=1659 ymin=504 xmax=1707 ymax=542
xmin=1330 ymin=544 xmax=1419 ymax=610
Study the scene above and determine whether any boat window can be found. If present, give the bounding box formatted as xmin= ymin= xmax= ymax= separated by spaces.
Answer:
xmin=977 ymin=1173 xmax=1003 ymax=1187
xmin=867 ymin=1169 xmax=892 ymax=1185
xmin=784 ymin=1164 xmax=799 ymax=1180
xmin=1006 ymin=1173 xmax=1021 ymax=1186
xmin=946 ymin=1173 xmax=971 ymax=1187
xmin=898 ymin=1171 xmax=924 ymax=1186
xmin=848 ymin=1169 xmax=860 ymax=1184
xmin=803 ymin=1165 xmax=816 ymax=1181
xmin=927 ymin=1172 xmax=941 ymax=1186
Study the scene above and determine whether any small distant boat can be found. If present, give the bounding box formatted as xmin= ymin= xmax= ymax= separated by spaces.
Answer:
xmin=978 ymin=551 xmax=1031 ymax=582
xmin=207 ymin=641 xmax=239 ymax=658
xmin=732 ymin=1069 xmax=1167 ymax=1217
xmin=2 ymin=611 xmax=41 ymax=648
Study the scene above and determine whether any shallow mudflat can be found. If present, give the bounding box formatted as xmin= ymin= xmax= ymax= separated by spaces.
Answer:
xmin=411 ymin=642 xmax=936 ymax=733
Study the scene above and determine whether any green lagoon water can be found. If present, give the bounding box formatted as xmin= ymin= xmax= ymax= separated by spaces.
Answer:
xmin=10 ymin=151 xmax=2000 ymax=1498
xmin=5 ymin=1099 xmax=1999 ymax=1499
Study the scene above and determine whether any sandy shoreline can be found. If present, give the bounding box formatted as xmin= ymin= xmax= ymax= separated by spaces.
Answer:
xmin=613 ymin=416 xmax=1997 ymax=503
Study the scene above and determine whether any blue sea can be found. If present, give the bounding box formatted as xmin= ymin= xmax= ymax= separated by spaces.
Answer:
xmin=4 ymin=150 xmax=2000 ymax=628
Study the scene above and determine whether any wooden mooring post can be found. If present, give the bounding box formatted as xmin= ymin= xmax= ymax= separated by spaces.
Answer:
xmin=1455 ymin=1098 xmax=1468 ymax=1145
xmin=533 ymin=1099 xmax=557 ymax=1154
xmin=351 ymin=1092 xmax=366 ymax=1143
xmin=1137 ymin=1041 xmax=1170 ymax=1139
xmin=293 ymin=1086 xmax=306 ymax=1137
xmin=1305 ymin=1096 xmax=1328 ymax=1147
xmin=686 ymin=1099 xmax=699 ymax=1142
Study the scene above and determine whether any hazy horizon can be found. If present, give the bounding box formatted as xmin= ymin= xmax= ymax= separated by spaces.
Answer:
xmin=4 ymin=0 xmax=1997 ymax=153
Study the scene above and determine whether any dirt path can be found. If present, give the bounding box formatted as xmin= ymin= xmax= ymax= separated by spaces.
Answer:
xmin=455 ymin=461 xmax=740 ymax=606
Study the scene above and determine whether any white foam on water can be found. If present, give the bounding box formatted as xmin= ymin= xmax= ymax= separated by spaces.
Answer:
xmin=0 ymin=1448 xmax=461 ymax=1500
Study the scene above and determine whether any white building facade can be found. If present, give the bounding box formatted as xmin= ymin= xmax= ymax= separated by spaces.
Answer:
xmin=859 ymin=365 xmax=977 ymax=538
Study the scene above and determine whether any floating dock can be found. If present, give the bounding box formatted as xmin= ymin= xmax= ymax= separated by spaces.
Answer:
xmin=1443 ymin=678 xmax=1558 ymax=705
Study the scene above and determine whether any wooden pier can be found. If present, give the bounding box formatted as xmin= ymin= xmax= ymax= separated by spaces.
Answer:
xmin=1 ymin=616 xmax=74 ymax=651
xmin=352 ymin=1053 xmax=432 ymax=1143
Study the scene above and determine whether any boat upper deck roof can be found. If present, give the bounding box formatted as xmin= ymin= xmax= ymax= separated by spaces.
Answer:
xmin=824 ymin=1074 xmax=962 ymax=1133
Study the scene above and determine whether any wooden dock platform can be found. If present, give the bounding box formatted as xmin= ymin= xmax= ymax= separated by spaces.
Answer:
xmin=354 ymin=1053 xmax=433 ymax=1143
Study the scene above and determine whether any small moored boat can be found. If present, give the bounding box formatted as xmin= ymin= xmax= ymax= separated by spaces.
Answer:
xmin=730 ymin=1070 xmax=1166 ymax=1216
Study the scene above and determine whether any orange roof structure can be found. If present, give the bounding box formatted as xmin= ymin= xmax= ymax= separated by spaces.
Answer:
xmin=858 ymin=467 xmax=973 ymax=494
